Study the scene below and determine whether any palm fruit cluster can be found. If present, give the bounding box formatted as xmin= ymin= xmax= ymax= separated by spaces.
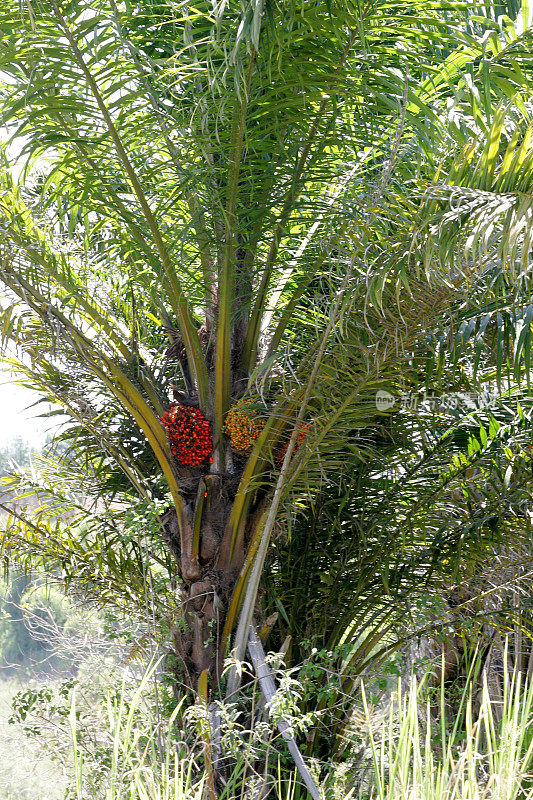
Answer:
xmin=161 ymin=404 xmax=212 ymax=466
xmin=277 ymin=422 xmax=310 ymax=466
xmin=225 ymin=398 xmax=265 ymax=451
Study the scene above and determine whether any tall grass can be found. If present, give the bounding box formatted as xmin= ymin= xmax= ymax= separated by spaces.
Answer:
xmin=360 ymin=664 xmax=533 ymax=800
xmin=67 ymin=661 xmax=301 ymax=800
xmin=68 ymin=662 xmax=205 ymax=800
xmin=66 ymin=657 xmax=533 ymax=800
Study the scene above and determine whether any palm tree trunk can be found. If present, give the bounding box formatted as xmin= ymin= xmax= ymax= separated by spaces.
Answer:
xmin=162 ymin=482 xmax=249 ymax=686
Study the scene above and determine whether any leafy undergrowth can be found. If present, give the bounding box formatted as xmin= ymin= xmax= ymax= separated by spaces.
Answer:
xmin=4 ymin=650 xmax=533 ymax=800
xmin=0 ymin=679 xmax=67 ymax=800
xmin=64 ymin=659 xmax=533 ymax=800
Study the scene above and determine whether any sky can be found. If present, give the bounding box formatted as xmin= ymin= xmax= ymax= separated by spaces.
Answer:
xmin=0 ymin=371 xmax=54 ymax=449
xmin=0 ymin=121 xmax=53 ymax=449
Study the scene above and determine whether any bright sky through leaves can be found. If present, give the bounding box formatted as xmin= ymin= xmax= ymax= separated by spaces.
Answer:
xmin=0 ymin=373 xmax=51 ymax=448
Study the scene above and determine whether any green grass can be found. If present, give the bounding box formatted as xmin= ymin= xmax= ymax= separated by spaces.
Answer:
xmin=65 ymin=658 xmax=533 ymax=800
xmin=0 ymin=679 xmax=67 ymax=800
xmin=3 ymin=656 xmax=532 ymax=800
xmin=358 ymin=666 xmax=533 ymax=800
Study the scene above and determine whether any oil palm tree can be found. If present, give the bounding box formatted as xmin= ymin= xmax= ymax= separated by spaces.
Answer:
xmin=1 ymin=0 xmax=533 ymax=725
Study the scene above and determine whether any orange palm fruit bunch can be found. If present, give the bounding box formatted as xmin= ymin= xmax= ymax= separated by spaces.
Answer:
xmin=225 ymin=398 xmax=265 ymax=451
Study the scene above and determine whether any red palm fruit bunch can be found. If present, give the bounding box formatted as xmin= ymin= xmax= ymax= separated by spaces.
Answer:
xmin=225 ymin=398 xmax=265 ymax=451
xmin=160 ymin=404 xmax=212 ymax=466
xmin=277 ymin=422 xmax=311 ymax=466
